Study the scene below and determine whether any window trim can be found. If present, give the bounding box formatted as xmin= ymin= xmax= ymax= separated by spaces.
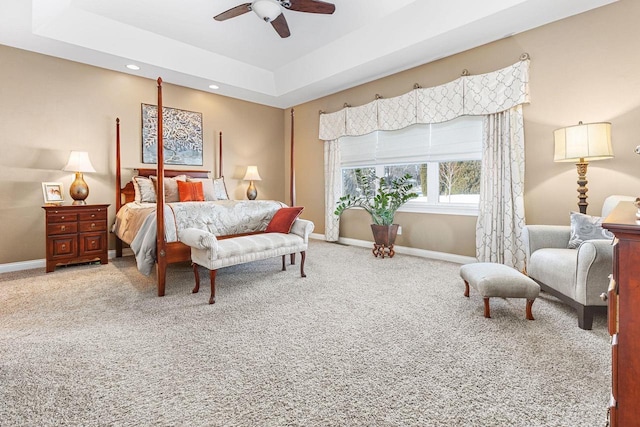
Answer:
xmin=398 ymin=198 xmax=479 ymax=217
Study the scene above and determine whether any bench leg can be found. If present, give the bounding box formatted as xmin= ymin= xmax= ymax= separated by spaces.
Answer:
xmin=463 ymin=280 xmax=470 ymax=297
xmin=290 ymin=253 xmax=296 ymax=265
xmin=526 ymin=299 xmax=535 ymax=320
xmin=300 ymin=251 xmax=306 ymax=278
xmin=282 ymin=255 xmax=286 ymax=271
xmin=192 ymin=263 xmax=200 ymax=293
xmin=209 ymin=270 xmax=217 ymax=304
xmin=483 ymin=297 xmax=491 ymax=318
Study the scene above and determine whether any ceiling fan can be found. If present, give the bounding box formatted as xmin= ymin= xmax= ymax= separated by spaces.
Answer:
xmin=214 ymin=0 xmax=336 ymax=38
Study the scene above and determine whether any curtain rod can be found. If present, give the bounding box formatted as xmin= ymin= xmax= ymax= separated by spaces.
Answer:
xmin=319 ymin=53 xmax=530 ymax=115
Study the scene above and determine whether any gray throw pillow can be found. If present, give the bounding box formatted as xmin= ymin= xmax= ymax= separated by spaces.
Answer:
xmin=567 ymin=212 xmax=614 ymax=249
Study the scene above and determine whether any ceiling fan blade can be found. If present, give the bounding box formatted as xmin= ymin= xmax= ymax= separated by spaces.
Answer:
xmin=286 ymin=0 xmax=335 ymax=14
xmin=214 ymin=3 xmax=252 ymax=21
xmin=271 ymin=13 xmax=291 ymax=38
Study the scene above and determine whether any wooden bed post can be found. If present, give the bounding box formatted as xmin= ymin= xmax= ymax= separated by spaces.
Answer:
xmin=290 ymin=108 xmax=295 ymax=206
xmin=219 ymin=131 xmax=223 ymax=178
xmin=156 ymin=77 xmax=167 ymax=297
xmin=115 ymin=118 xmax=123 ymax=257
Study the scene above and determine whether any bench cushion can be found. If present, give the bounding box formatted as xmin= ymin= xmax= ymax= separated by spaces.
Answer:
xmin=191 ymin=232 xmax=307 ymax=271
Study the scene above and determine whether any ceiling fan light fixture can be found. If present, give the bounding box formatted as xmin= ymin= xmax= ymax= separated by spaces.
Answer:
xmin=252 ymin=0 xmax=281 ymax=22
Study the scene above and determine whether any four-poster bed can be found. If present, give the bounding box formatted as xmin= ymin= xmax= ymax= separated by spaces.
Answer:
xmin=113 ymin=78 xmax=297 ymax=297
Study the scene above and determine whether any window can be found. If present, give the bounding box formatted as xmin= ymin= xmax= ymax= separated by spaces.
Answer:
xmin=339 ymin=116 xmax=483 ymax=215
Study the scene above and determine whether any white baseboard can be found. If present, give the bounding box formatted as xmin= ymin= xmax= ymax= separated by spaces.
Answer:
xmin=311 ymin=234 xmax=476 ymax=265
xmin=0 ymin=249 xmax=134 ymax=274
xmin=0 ymin=238 xmax=473 ymax=274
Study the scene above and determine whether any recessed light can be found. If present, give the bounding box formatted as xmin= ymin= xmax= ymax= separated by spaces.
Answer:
xmin=208 ymin=84 xmax=219 ymax=90
xmin=126 ymin=64 xmax=140 ymax=70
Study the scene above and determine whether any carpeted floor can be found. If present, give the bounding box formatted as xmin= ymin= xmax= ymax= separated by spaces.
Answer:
xmin=0 ymin=240 xmax=610 ymax=426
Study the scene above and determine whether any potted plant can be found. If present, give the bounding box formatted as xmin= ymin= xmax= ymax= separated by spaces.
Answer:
xmin=334 ymin=169 xmax=418 ymax=258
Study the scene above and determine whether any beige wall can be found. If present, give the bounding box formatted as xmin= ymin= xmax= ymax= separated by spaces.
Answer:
xmin=288 ymin=0 xmax=640 ymax=257
xmin=0 ymin=45 xmax=285 ymax=264
xmin=3 ymin=0 xmax=640 ymax=265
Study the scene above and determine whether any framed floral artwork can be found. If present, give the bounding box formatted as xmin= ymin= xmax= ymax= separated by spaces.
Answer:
xmin=141 ymin=103 xmax=203 ymax=166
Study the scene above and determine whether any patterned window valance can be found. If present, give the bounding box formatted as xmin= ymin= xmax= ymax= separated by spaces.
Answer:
xmin=319 ymin=59 xmax=530 ymax=141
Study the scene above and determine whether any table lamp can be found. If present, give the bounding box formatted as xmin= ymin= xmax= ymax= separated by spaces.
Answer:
xmin=63 ymin=151 xmax=96 ymax=205
xmin=243 ymin=166 xmax=262 ymax=200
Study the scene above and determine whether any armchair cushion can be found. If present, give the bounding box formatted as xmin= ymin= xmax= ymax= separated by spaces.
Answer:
xmin=567 ymin=212 xmax=613 ymax=249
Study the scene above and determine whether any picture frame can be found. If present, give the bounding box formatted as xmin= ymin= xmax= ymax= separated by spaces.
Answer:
xmin=141 ymin=103 xmax=203 ymax=166
xmin=42 ymin=182 xmax=64 ymax=205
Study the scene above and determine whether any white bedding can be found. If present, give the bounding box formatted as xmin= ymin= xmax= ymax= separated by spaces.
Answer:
xmin=113 ymin=200 xmax=286 ymax=275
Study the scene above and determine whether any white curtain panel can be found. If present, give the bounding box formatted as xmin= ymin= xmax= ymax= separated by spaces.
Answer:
xmin=476 ymin=106 xmax=526 ymax=270
xmin=324 ymin=139 xmax=342 ymax=242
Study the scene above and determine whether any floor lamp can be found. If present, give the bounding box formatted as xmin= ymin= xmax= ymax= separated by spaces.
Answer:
xmin=554 ymin=121 xmax=614 ymax=214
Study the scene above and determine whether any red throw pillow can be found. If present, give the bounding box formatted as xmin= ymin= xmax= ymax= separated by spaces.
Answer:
xmin=177 ymin=181 xmax=204 ymax=202
xmin=265 ymin=207 xmax=304 ymax=233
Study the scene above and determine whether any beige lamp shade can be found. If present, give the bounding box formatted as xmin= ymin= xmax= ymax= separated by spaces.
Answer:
xmin=243 ymin=166 xmax=262 ymax=181
xmin=554 ymin=122 xmax=614 ymax=162
xmin=63 ymin=151 xmax=96 ymax=173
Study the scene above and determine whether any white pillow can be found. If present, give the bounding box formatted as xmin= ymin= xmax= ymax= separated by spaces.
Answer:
xmin=567 ymin=212 xmax=614 ymax=249
xmin=132 ymin=176 xmax=156 ymax=203
xmin=213 ymin=177 xmax=229 ymax=200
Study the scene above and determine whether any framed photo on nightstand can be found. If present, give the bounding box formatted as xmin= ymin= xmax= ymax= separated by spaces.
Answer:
xmin=42 ymin=182 xmax=64 ymax=205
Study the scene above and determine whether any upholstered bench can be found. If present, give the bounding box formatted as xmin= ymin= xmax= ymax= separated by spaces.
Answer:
xmin=179 ymin=218 xmax=314 ymax=304
xmin=459 ymin=262 xmax=540 ymax=320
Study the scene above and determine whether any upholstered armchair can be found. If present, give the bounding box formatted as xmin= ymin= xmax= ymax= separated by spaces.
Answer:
xmin=523 ymin=195 xmax=635 ymax=330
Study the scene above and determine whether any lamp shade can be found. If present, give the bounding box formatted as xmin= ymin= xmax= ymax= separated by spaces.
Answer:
xmin=252 ymin=0 xmax=281 ymax=21
xmin=63 ymin=151 xmax=96 ymax=173
xmin=243 ymin=166 xmax=262 ymax=181
xmin=554 ymin=122 xmax=613 ymax=162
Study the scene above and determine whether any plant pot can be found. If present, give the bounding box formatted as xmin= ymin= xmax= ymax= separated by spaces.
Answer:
xmin=370 ymin=224 xmax=399 ymax=258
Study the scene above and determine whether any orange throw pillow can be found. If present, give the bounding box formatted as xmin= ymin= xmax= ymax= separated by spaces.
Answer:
xmin=177 ymin=181 xmax=204 ymax=202
xmin=265 ymin=207 xmax=304 ymax=233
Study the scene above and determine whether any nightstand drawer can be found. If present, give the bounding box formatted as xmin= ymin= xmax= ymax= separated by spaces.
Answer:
xmin=79 ymin=221 xmax=106 ymax=232
xmin=47 ymin=223 xmax=78 ymax=235
xmin=79 ymin=232 xmax=106 ymax=255
xmin=79 ymin=210 xmax=107 ymax=221
xmin=48 ymin=236 xmax=78 ymax=258
xmin=48 ymin=213 xmax=78 ymax=223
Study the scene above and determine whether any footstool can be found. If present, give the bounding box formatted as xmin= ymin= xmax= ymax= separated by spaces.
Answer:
xmin=459 ymin=262 xmax=540 ymax=320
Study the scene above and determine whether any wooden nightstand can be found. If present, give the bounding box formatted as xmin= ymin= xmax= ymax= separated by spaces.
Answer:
xmin=42 ymin=204 xmax=110 ymax=273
